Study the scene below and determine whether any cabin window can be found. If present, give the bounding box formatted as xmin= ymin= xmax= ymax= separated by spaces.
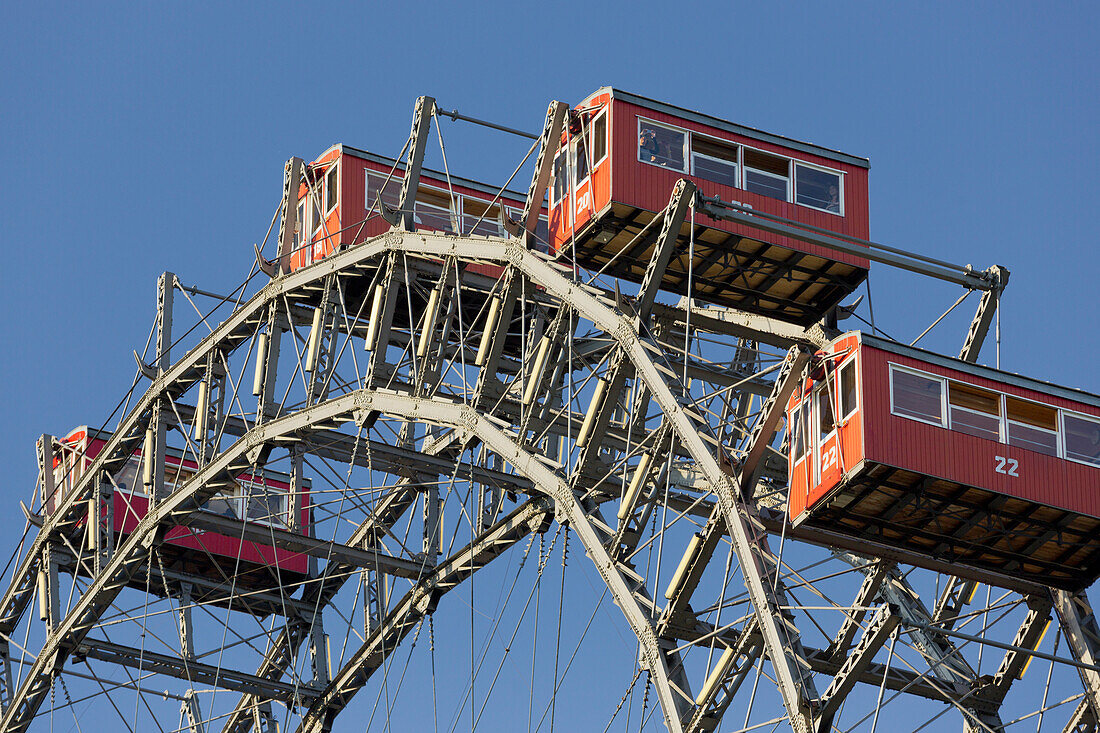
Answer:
xmin=1006 ymin=398 xmax=1058 ymax=457
xmin=1063 ymin=413 xmax=1100 ymax=467
xmin=890 ymin=367 xmax=944 ymax=425
xmin=508 ymin=208 xmax=551 ymax=254
xmin=691 ymin=136 xmax=739 ymax=188
xmin=365 ymin=171 xmax=402 ymax=215
xmin=838 ymin=358 xmax=858 ymax=421
xmin=295 ymin=200 xmax=306 ymax=250
xmin=638 ymin=119 xmax=686 ymax=172
xmin=552 ymin=151 xmax=568 ymax=205
xmin=795 ymin=164 xmax=842 ymax=214
xmin=790 ymin=405 xmax=806 ymax=463
xmin=463 ymin=198 xmax=503 ymax=237
xmin=949 ymin=382 xmax=1002 ymax=442
xmin=415 ymin=187 xmax=457 ymax=234
xmin=816 ymin=386 xmax=835 ymax=440
xmin=573 ymin=139 xmax=590 ymax=184
xmin=325 ymin=165 xmax=339 ymax=214
xmin=592 ymin=111 xmax=608 ymax=167
xmin=242 ymin=483 xmax=288 ymax=528
xmin=743 ymin=149 xmax=790 ymax=201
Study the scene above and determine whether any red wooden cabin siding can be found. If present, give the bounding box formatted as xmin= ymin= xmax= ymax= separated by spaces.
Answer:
xmin=860 ymin=344 xmax=1100 ymax=519
xmin=292 ymin=146 xmax=536 ymax=275
xmin=72 ymin=433 xmax=310 ymax=575
xmin=607 ymin=97 xmax=870 ymax=269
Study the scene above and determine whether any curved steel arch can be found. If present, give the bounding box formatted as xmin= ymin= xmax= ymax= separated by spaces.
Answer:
xmin=6 ymin=226 xmax=1092 ymax=732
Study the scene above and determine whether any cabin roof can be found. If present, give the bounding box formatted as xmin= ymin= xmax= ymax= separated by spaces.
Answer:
xmin=854 ymin=332 xmax=1100 ymax=408
xmin=319 ymin=144 xmax=530 ymax=203
xmin=591 ymin=87 xmax=871 ymax=170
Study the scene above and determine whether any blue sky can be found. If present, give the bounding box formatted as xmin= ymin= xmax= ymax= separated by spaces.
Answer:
xmin=2 ymin=2 xmax=1098 ymax=729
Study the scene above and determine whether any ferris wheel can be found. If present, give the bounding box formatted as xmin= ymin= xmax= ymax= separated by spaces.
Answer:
xmin=3 ymin=92 xmax=1099 ymax=733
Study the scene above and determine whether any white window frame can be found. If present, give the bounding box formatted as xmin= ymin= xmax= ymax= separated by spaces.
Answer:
xmin=324 ymin=162 xmax=339 ymax=216
xmin=794 ymin=161 xmax=844 ymax=216
xmin=364 ymin=169 xmax=403 ymax=214
xmin=790 ymin=403 xmax=808 ymax=466
xmin=636 ymin=116 xmax=688 ymax=173
xmin=691 ymin=150 xmax=740 ymax=188
xmin=416 ymin=183 xmax=460 ymax=234
xmin=1001 ymin=393 xmax=1059 ymax=456
xmin=590 ymin=109 xmax=609 ymax=168
xmin=742 ymin=152 xmax=791 ymax=202
xmin=550 ymin=148 xmax=569 ymax=207
xmin=836 ymin=354 xmax=860 ymax=424
xmin=1060 ymin=410 xmax=1100 ymax=468
xmin=238 ymin=480 xmax=290 ymax=528
xmin=888 ymin=363 xmax=947 ymax=428
xmin=946 ymin=381 xmax=1004 ymax=442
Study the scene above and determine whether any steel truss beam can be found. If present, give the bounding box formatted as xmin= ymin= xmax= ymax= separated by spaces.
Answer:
xmin=75 ymin=638 xmax=319 ymax=706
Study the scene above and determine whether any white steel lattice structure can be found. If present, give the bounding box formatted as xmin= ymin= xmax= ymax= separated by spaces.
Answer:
xmin=4 ymin=96 xmax=1100 ymax=733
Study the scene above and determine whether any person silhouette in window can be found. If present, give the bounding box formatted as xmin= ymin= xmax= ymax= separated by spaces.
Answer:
xmin=639 ymin=128 xmax=660 ymax=163
xmin=825 ymin=184 xmax=840 ymax=213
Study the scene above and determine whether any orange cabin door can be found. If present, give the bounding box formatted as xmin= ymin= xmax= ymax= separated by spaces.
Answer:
xmin=572 ymin=137 xmax=593 ymax=230
xmin=810 ymin=383 xmax=842 ymax=507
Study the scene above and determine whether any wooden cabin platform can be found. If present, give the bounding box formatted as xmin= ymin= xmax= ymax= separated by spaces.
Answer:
xmin=571 ymin=202 xmax=867 ymax=325
xmin=799 ymin=461 xmax=1100 ymax=590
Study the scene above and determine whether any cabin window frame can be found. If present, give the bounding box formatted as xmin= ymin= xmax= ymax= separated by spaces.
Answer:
xmin=794 ymin=161 xmax=844 ymax=216
xmin=324 ymin=162 xmax=339 ymax=216
xmin=1061 ymin=410 xmax=1100 ymax=468
xmin=741 ymin=145 xmax=792 ymax=203
xmin=947 ymin=380 xmax=1004 ymax=443
xmin=550 ymin=148 xmax=569 ymax=208
xmin=636 ymin=116 xmax=688 ymax=173
xmin=1003 ymin=393 xmax=1060 ymax=457
xmin=690 ymin=130 xmax=741 ymax=189
xmin=790 ymin=403 xmax=808 ymax=466
xmin=836 ymin=353 xmax=859 ymax=424
xmin=239 ymin=479 xmax=291 ymax=529
xmin=888 ymin=363 xmax=947 ymax=428
xmin=364 ymin=169 xmax=402 ymax=217
xmin=591 ymin=109 xmax=609 ymax=169
xmin=416 ymin=183 xmax=460 ymax=235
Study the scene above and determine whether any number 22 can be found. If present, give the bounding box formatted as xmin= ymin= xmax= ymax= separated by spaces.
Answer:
xmin=994 ymin=455 xmax=1019 ymax=477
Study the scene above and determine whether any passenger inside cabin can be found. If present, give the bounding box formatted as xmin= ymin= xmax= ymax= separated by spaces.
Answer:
xmin=826 ymin=185 xmax=840 ymax=213
xmin=639 ymin=128 xmax=660 ymax=163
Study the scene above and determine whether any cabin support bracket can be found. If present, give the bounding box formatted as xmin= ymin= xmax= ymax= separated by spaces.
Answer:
xmin=180 ymin=690 xmax=204 ymax=733
xmin=636 ymin=179 xmax=696 ymax=326
xmin=959 ymin=264 xmax=1010 ymax=363
xmin=275 ymin=157 xmax=304 ymax=275
xmin=393 ymin=96 xmax=435 ymax=232
xmin=505 ymin=100 xmax=567 ymax=247
xmin=1054 ymin=590 xmax=1100 ymax=726
xmin=148 ymin=271 xmax=175 ymax=503
xmin=193 ymin=351 xmax=226 ymax=467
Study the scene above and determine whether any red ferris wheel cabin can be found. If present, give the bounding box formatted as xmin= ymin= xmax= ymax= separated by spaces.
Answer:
xmin=787 ymin=333 xmax=1100 ymax=590
xmin=549 ymin=88 xmax=870 ymax=325
xmin=287 ymin=145 xmax=547 ymax=273
xmin=48 ymin=427 xmax=311 ymax=597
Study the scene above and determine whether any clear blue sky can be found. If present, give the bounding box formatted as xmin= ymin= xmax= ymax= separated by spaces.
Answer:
xmin=2 ymin=2 xmax=1097 ymax=729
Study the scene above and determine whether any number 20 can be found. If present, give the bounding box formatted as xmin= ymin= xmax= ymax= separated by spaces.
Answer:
xmin=994 ymin=455 xmax=1019 ymax=477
